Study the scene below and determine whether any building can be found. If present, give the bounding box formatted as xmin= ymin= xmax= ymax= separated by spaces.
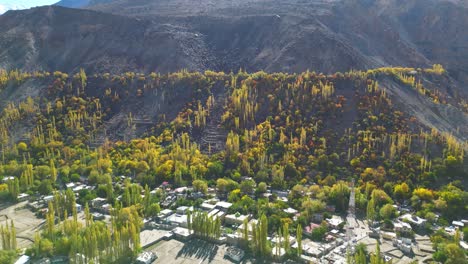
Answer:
xmin=393 ymin=239 xmax=412 ymax=254
xmin=43 ymin=195 xmax=54 ymax=203
xmin=172 ymin=227 xmax=193 ymax=240
xmin=400 ymin=214 xmax=427 ymax=228
xmin=214 ymin=210 xmax=226 ymax=222
xmin=136 ymin=251 xmax=157 ymax=264
xmin=270 ymin=235 xmax=296 ymax=246
xmin=90 ymin=197 xmax=107 ymax=208
xmin=237 ymin=219 xmax=258 ymax=236
xmin=65 ymin=182 xmax=76 ymax=189
xmin=28 ymin=201 xmax=44 ymax=211
xmin=381 ymin=232 xmax=397 ymax=240
xmin=272 ymin=247 xmax=286 ymax=259
xmin=225 ymin=213 xmax=249 ymax=226
xmin=460 ymin=241 xmax=468 ymax=251
xmin=92 ymin=213 xmax=105 ymax=221
xmin=157 ymin=209 xmax=173 ymax=220
xmin=326 ymin=215 xmax=344 ymax=229
xmin=15 ymin=255 xmax=30 ymax=264
xmin=394 ymin=221 xmax=412 ymax=233
xmin=2 ymin=176 xmax=15 ymax=183
xmin=201 ymin=202 xmax=216 ymax=211
xmin=176 ymin=206 xmax=193 ymax=215
xmin=304 ymin=223 xmax=321 ymax=236
xmin=225 ymin=247 xmax=245 ymax=262
xmin=101 ymin=204 xmax=112 ymax=214
xmin=18 ymin=193 xmax=30 ymax=202
xmin=215 ymin=201 xmax=233 ymax=211
xmin=166 ymin=213 xmax=188 ymax=227
xmin=452 ymin=220 xmax=464 ymax=229
xmin=283 ymin=208 xmax=298 ymax=215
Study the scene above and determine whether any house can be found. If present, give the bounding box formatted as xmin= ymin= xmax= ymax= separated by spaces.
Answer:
xmin=91 ymin=197 xmax=107 ymax=208
xmin=225 ymin=247 xmax=245 ymax=262
xmin=208 ymin=209 xmax=220 ymax=218
xmin=460 ymin=241 xmax=468 ymax=251
xmin=270 ymin=235 xmax=296 ymax=246
xmin=176 ymin=206 xmax=193 ymax=215
xmin=215 ymin=201 xmax=233 ymax=211
xmin=72 ymin=185 xmax=85 ymax=193
xmin=2 ymin=176 xmax=15 ymax=183
xmin=225 ymin=213 xmax=249 ymax=226
xmin=15 ymin=255 xmax=30 ymax=264
xmin=393 ymin=239 xmax=412 ymax=254
xmin=283 ymin=208 xmax=298 ymax=215
xmin=28 ymin=201 xmax=44 ymax=211
xmin=157 ymin=209 xmax=173 ymax=220
xmin=326 ymin=215 xmax=344 ymax=229
xmin=101 ymin=204 xmax=112 ymax=214
xmin=452 ymin=221 xmax=464 ymax=229
xmin=92 ymin=213 xmax=105 ymax=221
xmin=271 ymin=247 xmax=286 ymax=259
xmin=237 ymin=219 xmax=258 ymax=235
xmin=400 ymin=214 xmax=427 ymax=228
xmin=272 ymin=190 xmax=288 ymax=198
xmin=34 ymin=258 xmax=51 ymax=264
xmin=166 ymin=213 xmax=188 ymax=228
xmin=304 ymin=223 xmax=321 ymax=236
xmin=201 ymin=202 xmax=216 ymax=211
xmin=214 ymin=210 xmax=226 ymax=222
xmin=43 ymin=195 xmax=54 ymax=203
xmin=394 ymin=221 xmax=412 ymax=233
xmin=172 ymin=227 xmax=193 ymax=240
xmin=18 ymin=193 xmax=30 ymax=202
xmin=136 ymin=251 xmax=157 ymax=264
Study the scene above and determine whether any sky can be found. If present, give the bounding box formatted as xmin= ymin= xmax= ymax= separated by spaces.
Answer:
xmin=0 ymin=0 xmax=57 ymax=14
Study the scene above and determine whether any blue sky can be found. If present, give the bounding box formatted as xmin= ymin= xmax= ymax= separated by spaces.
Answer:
xmin=0 ymin=0 xmax=57 ymax=14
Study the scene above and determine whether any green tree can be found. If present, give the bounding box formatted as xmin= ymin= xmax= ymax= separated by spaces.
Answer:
xmin=257 ymin=182 xmax=268 ymax=194
xmin=192 ymin=179 xmax=208 ymax=194
xmin=240 ymin=179 xmax=256 ymax=195
xmin=296 ymin=224 xmax=302 ymax=256
xmin=379 ymin=204 xmax=396 ymax=220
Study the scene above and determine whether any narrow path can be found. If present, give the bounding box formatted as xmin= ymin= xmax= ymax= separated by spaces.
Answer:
xmin=200 ymin=90 xmax=228 ymax=155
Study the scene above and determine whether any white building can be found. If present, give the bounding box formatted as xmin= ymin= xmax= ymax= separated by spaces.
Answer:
xmin=215 ymin=201 xmax=233 ymax=211
xmin=326 ymin=215 xmax=344 ymax=229
xmin=2 ymin=176 xmax=15 ymax=183
xmin=237 ymin=219 xmax=258 ymax=236
xmin=15 ymin=255 xmax=30 ymax=264
xmin=201 ymin=202 xmax=216 ymax=211
xmin=225 ymin=213 xmax=249 ymax=226
xmin=176 ymin=206 xmax=193 ymax=215
xmin=173 ymin=227 xmax=193 ymax=240
xmin=400 ymin=214 xmax=427 ymax=228
xmin=394 ymin=221 xmax=412 ymax=232
xmin=166 ymin=213 xmax=188 ymax=227
xmin=18 ymin=193 xmax=30 ymax=202
xmin=283 ymin=208 xmax=298 ymax=214
xmin=452 ymin=220 xmax=464 ymax=229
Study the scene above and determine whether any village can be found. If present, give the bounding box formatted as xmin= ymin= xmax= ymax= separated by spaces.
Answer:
xmin=1 ymin=175 xmax=467 ymax=264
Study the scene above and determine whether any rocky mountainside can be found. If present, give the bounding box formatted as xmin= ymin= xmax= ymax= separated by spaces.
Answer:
xmin=0 ymin=0 xmax=466 ymax=90
xmin=0 ymin=0 xmax=466 ymax=145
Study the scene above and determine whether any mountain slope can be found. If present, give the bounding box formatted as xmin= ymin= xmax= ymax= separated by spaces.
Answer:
xmin=1 ymin=0 xmax=467 ymax=93
xmin=0 ymin=6 xmax=214 ymax=73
